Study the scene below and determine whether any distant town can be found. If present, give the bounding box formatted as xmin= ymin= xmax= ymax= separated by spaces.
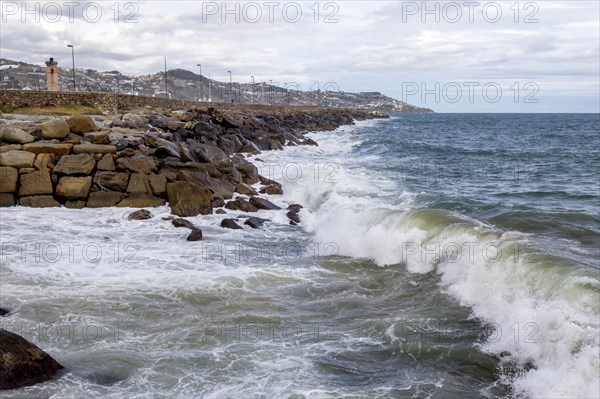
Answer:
xmin=0 ymin=58 xmax=432 ymax=112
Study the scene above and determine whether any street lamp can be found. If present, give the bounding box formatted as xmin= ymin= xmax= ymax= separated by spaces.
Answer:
xmin=269 ymin=79 xmax=273 ymax=105
xmin=250 ymin=75 xmax=254 ymax=104
xmin=197 ymin=63 xmax=202 ymax=101
xmin=67 ymin=44 xmax=75 ymax=91
xmin=228 ymin=70 xmax=232 ymax=102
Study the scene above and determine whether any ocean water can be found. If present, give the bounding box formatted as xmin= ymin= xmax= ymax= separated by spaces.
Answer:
xmin=0 ymin=113 xmax=598 ymax=398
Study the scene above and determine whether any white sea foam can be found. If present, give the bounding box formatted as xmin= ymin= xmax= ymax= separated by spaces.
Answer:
xmin=259 ymin=119 xmax=600 ymax=398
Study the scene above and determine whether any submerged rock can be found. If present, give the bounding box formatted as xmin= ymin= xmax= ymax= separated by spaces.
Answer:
xmin=172 ymin=218 xmax=196 ymax=229
xmin=249 ymin=197 xmax=281 ymax=210
xmin=221 ymin=218 xmax=243 ymax=230
xmin=244 ymin=217 xmax=269 ymax=229
xmin=186 ymin=228 xmax=203 ymax=241
xmin=0 ymin=329 xmax=64 ymax=390
xmin=127 ymin=209 xmax=153 ymax=220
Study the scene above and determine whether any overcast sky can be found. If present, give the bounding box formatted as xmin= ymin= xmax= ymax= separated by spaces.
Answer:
xmin=1 ymin=0 xmax=599 ymax=112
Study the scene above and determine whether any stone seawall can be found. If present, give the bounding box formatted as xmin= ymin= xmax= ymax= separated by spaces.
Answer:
xmin=0 ymin=106 xmax=388 ymax=214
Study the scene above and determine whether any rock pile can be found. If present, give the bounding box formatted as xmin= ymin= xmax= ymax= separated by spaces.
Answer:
xmin=0 ymin=107 xmax=387 ymax=215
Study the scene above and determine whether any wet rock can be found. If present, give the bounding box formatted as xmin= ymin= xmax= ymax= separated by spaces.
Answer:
xmin=127 ymin=173 xmax=167 ymax=196
xmin=86 ymin=191 xmax=125 ymax=207
xmin=0 ymin=308 xmax=9 ymax=316
xmin=260 ymin=184 xmax=283 ymax=195
xmin=287 ymin=204 xmax=303 ymax=213
xmin=287 ymin=210 xmax=301 ymax=224
xmin=216 ymin=164 xmax=242 ymax=184
xmin=176 ymin=170 xmax=235 ymax=200
xmin=127 ymin=209 xmax=153 ymax=220
xmin=172 ymin=218 xmax=196 ymax=229
xmin=22 ymin=142 xmax=73 ymax=155
xmin=0 ymin=150 xmax=36 ymax=168
xmin=0 ymin=166 xmax=18 ymax=193
xmin=67 ymin=115 xmax=97 ymax=134
xmin=244 ymin=217 xmax=269 ymax=229
xmin=146 ymin=135 xmax=180 ymax=159
xmin=93 ymin=171 xmax=129 ymax=192
xmin=56 ymin=176 xmax=92 ymax=199
xmin=18 ymin=195 xmax=60 ymax=208
xmin=249 ymin=197 xmax=281 ymax=210
xmin=53 ymin=154 xmax=95 ymax=175
xmin=64 ymin=200 xmax=86 ymax=209
xmin=224 ymin=197 xmax=258 ymax=213
xmin=221 ymin=218 xmax=243 ymax=229
xmin=236 ymin=182 xmax=258 ymax=196
xmin=215 ymin=209 xmax=226 ymax=214
xmin=0 ymin=193 xmax=15 ymax=207
xmin=117 ymin=193 xmax=166 ymax=208
xmin=233 ymin=159 xmax=259 ymax=184
xmin=0 ymin=329 xmax=64 ymax=390
xmin=167 ymin=181 xmax=213 ymax=217
xmin=302 ymin=138 xmax=318 ymax=146
xmin=186 ymin=228 xmax=203 ymax=241
xmin=212 ymin=197 xmax=226 ymax=208
xmin=38 ymin=119 xmax=70 ymax=139
xmin=0 ymin=126 xmax=34 ymax=144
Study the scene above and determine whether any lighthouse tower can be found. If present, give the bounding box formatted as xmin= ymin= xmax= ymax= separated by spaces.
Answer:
xmin=45 ymin=58 xmax=59 ymax=92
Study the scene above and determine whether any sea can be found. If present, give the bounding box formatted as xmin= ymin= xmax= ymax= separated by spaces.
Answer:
xmin=1 ymin=113 xmax=598 ymax=398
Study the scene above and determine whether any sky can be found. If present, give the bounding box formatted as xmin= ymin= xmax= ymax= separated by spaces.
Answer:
xmin=0 ymin=0 xmax=599 ymax=112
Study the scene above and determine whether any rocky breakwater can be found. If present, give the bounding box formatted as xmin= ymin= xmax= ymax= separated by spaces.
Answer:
xmin=0 ymin=107 xmax=387 ymax=215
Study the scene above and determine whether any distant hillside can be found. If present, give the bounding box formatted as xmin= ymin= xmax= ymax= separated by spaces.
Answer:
xmin=0 ymin=58 xmax=433 ymax=112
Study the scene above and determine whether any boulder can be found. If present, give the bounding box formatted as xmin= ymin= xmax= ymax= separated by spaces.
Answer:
xmin=64 ymin=200 xmax=86 ymax=209
xmin=224 ymin=197 xmax=258 ymax=213
xmin=146 ymin=136 xmax=180 ymax=159
xmin=127 ymin=209 xmax=153 ymax=220
xmin=249 ymin=197 xmax=281 ymax=210
xmin=217 ymin=164 xmax=243 ymax=184
xmin=0 ymin=150 xmax=35 ymax=168
xmin=117 ymin=154 xmax=158 ymax=174
xmin=38 ymin=120 xmax=70 ymax=139
xmin=53 ymin=154 xmax=95 ymax=175
xmin=221 ymin=218 xmax=243 ymax=230
xmin=176 ymin=170 xmax=235 ymax=200
xmin=192 ymin=144 xmax=228 ymax=164
xmin=0 ymin=166 xmax=18 ymax=193
xmin=56 ymin=176 xmax=92 ymax=199
xmin=22 ymin=142 xmax=73 ymax=155
xmin=93 ymin=171 xmax=129 ymax=192
xmin=34 ymin=153 xmax=54 ymax=170
xmin=0 ymin=329 xmax=64 ymax=390
xmin=19 ymin=169 xmax=53 ymax=196
xmin=0 ymin=193 xmax=15 ymax=207
xmin=127 ymin=173 xmax=167 ymax=196
xmin=121 ymin=113 xmax=146 ymax=129
xmin=172 ymin=218 xmax=196 ymax=229
xmin=0 ymin=126 xmax=34 ymax=144
xmin=234 ymin=160 xmax=259 ymax=184
xmin=67 ymin=115 xmax=97 ymax=134
xmin=0 ymin=144 xmax=22 ymax=153
xmin=186 ymin=228 xmax=203 ymax=241
xmin=244 ymin=217 xmax=269 ymax=229
xmin=83 ymin=132 xmax=110 ymax=144
xmin=86 ymin=191 xmax=124 ymax=207
xmin=215 ymin=209 xmax=226 ymax=214
xmin=166 ymin=181 xmax=213 ymax=217
xmin=287 ymin=210 xmax=301 ymax=224
xmin=260 ymin=184 xmax=283 ymax=195
xmin=235 ymin=182 xmax=258 ymax=196
xmin=97 ymin=154 xmax=116 ymax=171
xmin=0 ymin=308 xmax=8 ymax=316
xmin=18 ymin=195 xmax=60 ymax=208
xmin=73 ymin=144 xmax=116 ymax=154
xmin=287 ymin=204 xmax=303 ymax=213
xmin=117 ymin=193 xmax=166 ymax=208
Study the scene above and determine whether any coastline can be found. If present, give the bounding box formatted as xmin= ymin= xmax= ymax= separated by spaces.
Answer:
xmin=0 ymin=105 xmax=388 ymax=389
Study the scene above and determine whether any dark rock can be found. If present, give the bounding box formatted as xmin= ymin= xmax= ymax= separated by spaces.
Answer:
xmin=302 ymin=138 xmax=318 ymax=146
xmin=93 ymin=171 xmax=129 ymax=192
xmin=287 ymin=204 xmax=303 ymax=213
xmin=0 ymin=308 xmax=9 ymax=316
xmin=249 ymin=197 xmax=281 ymax=210
xmin=260 ymin=184 xmax=283 ymax=195
xmin=127 ymin=209 xmax=153 ymax=220
xmin=0 ymin=193 xmax=15 ymax=207
xmin=167 ymin=181 xmax=213 ymax=217
xmin=116 ymin=154 xmax=158 ymax=174
xmin=287 ymin=210 xmax=301 ymax=224
xmin=117 ymin=193 xmax=166 ymax=208
xmin=172 ymin=218 xmax=196 ymax=229
xmin=0 ymin=329 xmax=64 ymax=390
xmin=215 ymin=209 xmax=226 ymax=214
xmin=236 ymin=182 xmax=258 ymax=196
xmin=186 ymin=228 xmax=203 ymax=241
xmin=224 ymin=197 xmax=258 ymax=213
xmin=192 ymin=144 xmax=228 ymax=164
xmin=244 ymin=217 xmax=269 ymax=229
xmin=18 ymin=195 xmax=60 ymax=208
xmin=221 ymin=218 xmax=243 ymax=229
xmin=53 ymin=154 xmax=95 ymax=175
xmin=212 ymin=197 xmax=226 ymax=208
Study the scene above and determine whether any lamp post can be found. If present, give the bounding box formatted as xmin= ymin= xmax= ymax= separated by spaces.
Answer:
xmin=228 ymin=70 xmax=232 ymax=102
xmin=269 ymin=79 xmax=272 ymax=105
xmin=67 ymin=44 xmax=75 ymax=91
xmin=164 ymin=56 xmax=168 ymax=99
xmin=197 ymin=63 xmax=202 ymax=101
xmin=250 ymin=75 xmax=254 ymax=104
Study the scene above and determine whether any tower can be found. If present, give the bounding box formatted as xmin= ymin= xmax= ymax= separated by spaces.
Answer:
xmin=45 ymin=58 xmax=59 ymax=92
